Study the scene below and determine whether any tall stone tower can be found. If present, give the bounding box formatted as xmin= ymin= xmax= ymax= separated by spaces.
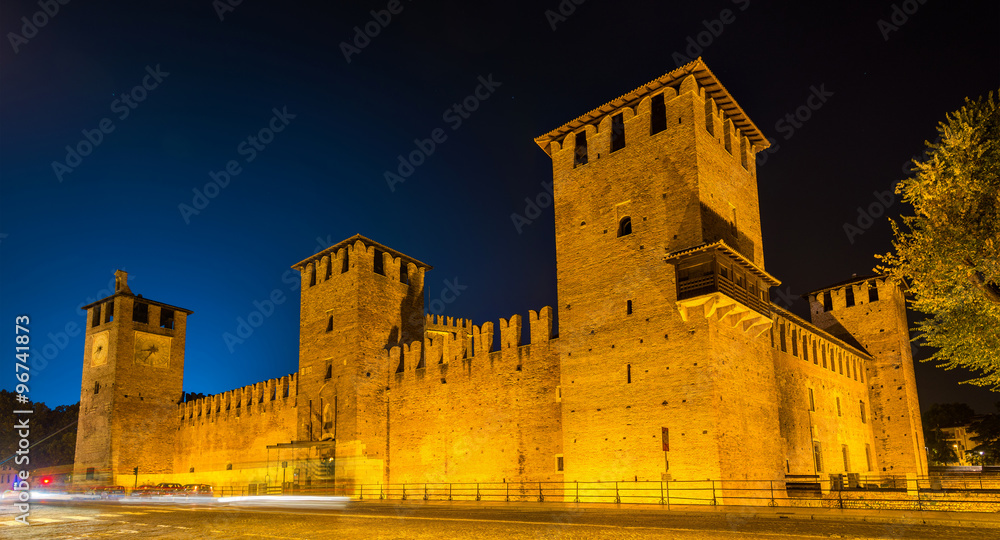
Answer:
xmin=73 ymin=270 xmax=191 ymax=485
xmin=806 ymin=276 xmax=927 ymax=475
xmin=291 ymin=235 xmax=429 ymax=485
xmin=534 ymin=59 xmax=784 ymax=485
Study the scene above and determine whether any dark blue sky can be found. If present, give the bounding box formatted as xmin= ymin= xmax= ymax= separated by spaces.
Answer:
xmin=1 ymin=0 xmax=997 ymax=412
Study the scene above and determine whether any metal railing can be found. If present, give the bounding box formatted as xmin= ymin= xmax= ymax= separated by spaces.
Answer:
xmin=240 ymin=475 xmax=1000 ymax=512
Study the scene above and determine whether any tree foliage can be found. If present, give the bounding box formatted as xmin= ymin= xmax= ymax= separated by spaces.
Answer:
xmin=922 ymin=402 xmax=976 ymax=465
xmin=0 ymin=390 xmax=79 ymax=469
xmin=878 ymin=91 xmax=1000 ymax=388
xmin=970 ymin=402 xmax=1000 ymax=465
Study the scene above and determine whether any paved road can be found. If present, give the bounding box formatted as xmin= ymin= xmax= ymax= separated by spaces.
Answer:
xmin=1 ymin=500 xmax=993 ymax=539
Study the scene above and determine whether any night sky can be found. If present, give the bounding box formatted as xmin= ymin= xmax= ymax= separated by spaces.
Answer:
xmin=1 ymin=1 xmax=997 ymax=413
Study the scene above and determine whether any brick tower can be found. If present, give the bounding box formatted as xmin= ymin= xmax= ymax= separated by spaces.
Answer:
xmin=291 ymin=235 xmax=429 ymax=486
xmin=535 ymin=59 xmax=785 ymax=487
xmin=806 ymin=276 xmax=927 ymax=475
xmin=73 ymin=270 xmax=191 ymax=485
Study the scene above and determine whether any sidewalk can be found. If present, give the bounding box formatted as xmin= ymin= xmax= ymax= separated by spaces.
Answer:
xmin=347 ymin=497 xmax=1000 ymax=529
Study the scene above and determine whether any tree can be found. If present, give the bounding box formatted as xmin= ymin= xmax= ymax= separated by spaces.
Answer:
xmin=970 ymin=403 xmax=1000 ymax=465
xmin=922 ymin=402 xmax=976 ymax=465
xmin=878 ymin=91 xmax=1000 ymax=389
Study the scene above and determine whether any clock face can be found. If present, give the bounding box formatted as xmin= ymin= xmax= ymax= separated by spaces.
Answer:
xmin=134 ymin=331 xmax=171 ymax=368
xmin=91 ymin=331 xmax=109 ymax=367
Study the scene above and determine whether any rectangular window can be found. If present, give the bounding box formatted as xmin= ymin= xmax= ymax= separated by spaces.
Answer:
xmin=105 ymin=301 xmax=114 ymax=323
xmin=868 ymin=283 xmax=879 ymax=302
xmin=341 ymin=251 xmax=349 ymax=273
xmin=556 ymin=455 xmax=564 ymax=472
xmin=573 ymin=131 xmax=588 ymax=167
xmin=808 ymin=388 xmax=815 ymax=412
xmin=650 ymin=93 xmax=667 ymax=135
xmin=610 ymin=113 xmax=625 ymax=152
xmin=779 ymin=323 xmax=786 ymax=352
xmin=803 ymin=336 xmax=809 ymax=361
xmin=626 ymin=300 xmax=633 ymax=315
xmin=823 ymin=291 xmax=833 ymax=312
xmin=812 ymin=442 xmax=823 ymax=473
xmin=160 ymin=308 xmax=175 ymax=330
xmin=865 ymin=444 xmax=873 ymax=471
xmin=842 ymin=445 xmax=851 ymax=472
xmin=845 ymin=286 xmax=855 ymax=307
xmin=326 ymin=316 xmax=333 ymax=332
xmin=373 ymin=249 xmax=385 ymax=275
xmin=92 ymin=305 xmax=101 ymax=327
xmin=86 ymin=467 xmax=95 ymax=480
xmin=400 ymin=264 xmax=409 ymax=284
xmin=791 ymin=330 xmax=798 ymax=356
xmin=132 ymin=302 xmax=148 ymax=324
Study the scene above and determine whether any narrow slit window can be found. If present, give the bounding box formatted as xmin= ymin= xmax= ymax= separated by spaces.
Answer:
xmin=325 ymin=364 xmax=332 ymax=380
xmin=132 ymin=302 xmax=148 ymax=324
xmin=373 ymin=249 xmax=385 ymax=275
xmin=845 ymin=286 xmax=855 ymax=307
xmin=779 ymin=323 xmax=786 ymax=353
xmin=341 ymin=251 xmax=349 ymax=273
xmin=326 ymin=316 xmax=333 ymax=332
xmin=573 ymin=131 xmax=588 ymax=167
xmin=556 ymin=455 xmax=564 ymax=472
xmin=92 ymin=305 xmax=102 ymax=327
xmin=627 ymin=364 xmax=631 ymax=384
xmin=94 ymin=381 xmax=100 ymax=395
xmin=836 ymin=397 xmax=842 ymax=417
xmin=626 ymin=300 xmax=633 ymax=315
xmin=823 ymin=291 xmax=833 ymax=312
xmin=610 ymin=113 xmax=625 ymax=153
xmin=868 ymin=283 xmax=879 ymax=302
xmin=859 ymin=401 xmax=866 ymax=423
xmin=617 ymin=216 xmax=632 ymax=237
xmin=650 ymin=93 xmax=667 ymax=134
xmin=105 ymin=301 xmax=114 ymax=323
xmin=812 ymin=442 xmax=823 ymax=472
xmin=808 ymin=388 xmax=815 ymax=412
xmin=325 ymin=259 xmax=332 ymax=280
xmin=723 ymin=120 xmax=733 ymax=154
xmin=309 ymin=265 xmax=316 ymax=286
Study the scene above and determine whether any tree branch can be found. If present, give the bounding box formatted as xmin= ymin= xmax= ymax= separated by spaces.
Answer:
xmin=965 ymin=257 xmax=1000 ymax=304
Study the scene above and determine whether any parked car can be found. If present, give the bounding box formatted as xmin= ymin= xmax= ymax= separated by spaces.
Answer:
xmin=94 ymin=485 xmax=127 ymax=499
xmin=182 ymin=484 xmax=214 ymax=496
xmin=155 ymin=483 xmax=185 ymax=496
xmin=131 ymin=484 xmax=158 ymax=497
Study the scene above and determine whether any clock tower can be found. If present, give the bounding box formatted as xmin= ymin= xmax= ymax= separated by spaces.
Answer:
xmin=73 ymin=270 xmax=192 ymax=485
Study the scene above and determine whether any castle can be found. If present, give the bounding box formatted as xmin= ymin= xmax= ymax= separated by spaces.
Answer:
xmin=72 ymin=59 xmax=927 ymax=496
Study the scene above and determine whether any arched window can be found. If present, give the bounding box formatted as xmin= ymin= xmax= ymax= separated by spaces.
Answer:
xmin=617 ymin=216 xmax=632 ymax=237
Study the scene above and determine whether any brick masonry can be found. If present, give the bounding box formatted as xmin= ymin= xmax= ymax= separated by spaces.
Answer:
xmin=72 ymin=60 xmax=927 ymax=493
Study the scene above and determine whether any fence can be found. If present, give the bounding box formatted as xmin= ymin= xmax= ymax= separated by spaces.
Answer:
xmin=246 ymin=474 xmax=1000 ymax=513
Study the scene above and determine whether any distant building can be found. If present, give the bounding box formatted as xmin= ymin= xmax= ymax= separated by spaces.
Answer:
xmin=72 ymin=60 xmax=926 ymax=497
xmin=941 ymin=423 xmax=983 ymax=466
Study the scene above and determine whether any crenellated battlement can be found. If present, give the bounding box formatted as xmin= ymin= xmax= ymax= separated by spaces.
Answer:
xmin=293 ymin=234 xmax=432 ymax=290
xmin=534 ymin=59 xmax=767 ymax=174
xmin=177 ymin=373 xmax=297 ymax=424
xmin=769 ymin=305 xmax=870 ymax=385
xmin=406 ymin=307 xmax=557 ymax=382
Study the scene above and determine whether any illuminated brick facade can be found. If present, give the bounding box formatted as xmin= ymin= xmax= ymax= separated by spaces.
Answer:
xmin=73 ymin=60 xmax=926 ymax=493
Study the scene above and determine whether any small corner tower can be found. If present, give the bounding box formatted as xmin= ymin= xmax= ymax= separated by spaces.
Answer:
xmin=806 ymin=276 xmax=927 ymax=475
xmin=73 ymin=270 xmax=192 ymax=485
